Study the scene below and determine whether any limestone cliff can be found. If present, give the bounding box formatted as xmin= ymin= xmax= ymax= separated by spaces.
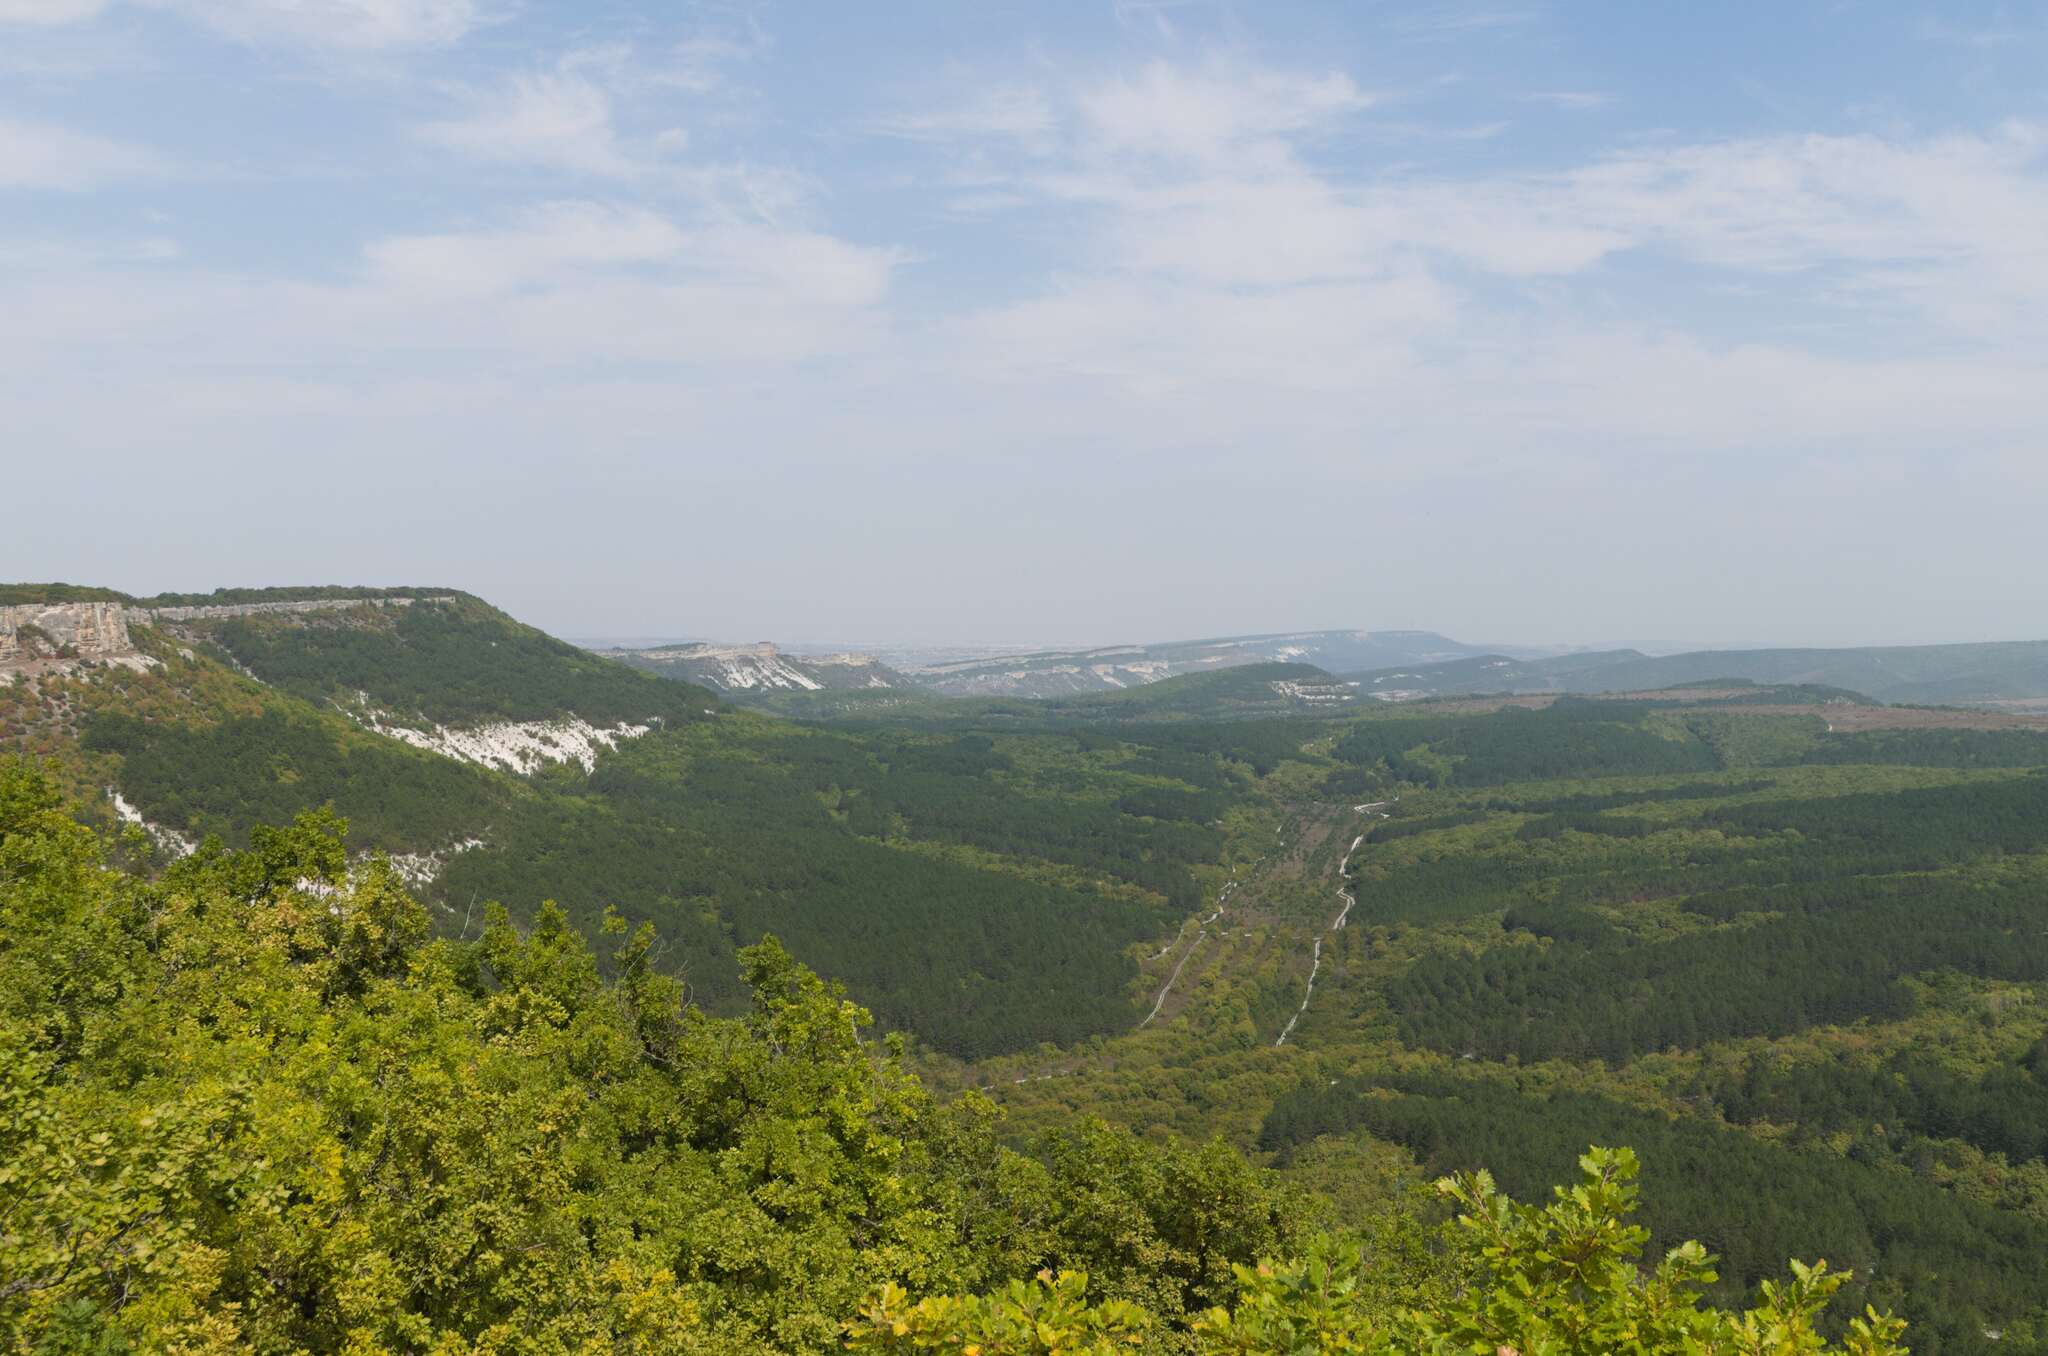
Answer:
xmin=1 ymin=595 xmax=456 ymax=673
xmin=0 ymin=602 xmax=135 ymax=667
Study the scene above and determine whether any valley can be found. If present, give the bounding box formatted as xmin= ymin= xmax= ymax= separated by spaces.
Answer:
xmin=12 ymin=582 xmax=2048 ymax=1351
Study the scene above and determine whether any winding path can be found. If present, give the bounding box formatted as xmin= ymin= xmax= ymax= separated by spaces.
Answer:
xmin=1275 ymin=800 xmax=1393 ymax=1046
xmin=1136 ymin=873 xmax=1244 ymax=1026
xmin=1138 ymin=933 xmax=1208 ymax=1027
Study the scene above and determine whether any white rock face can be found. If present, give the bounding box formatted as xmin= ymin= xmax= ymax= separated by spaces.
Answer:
xmin=1269 ymin=680 xmax=1355 ymax=705
xmin=1 ymin=602 xmax=153 ymax=675
xmin=384 ymin=837 xmax=486 ymax=889
xmin=4 ymin=595 xmax=445 ymax=674
xmin=0 ymin=602 xmax=131 ymax=660
xmin=366 ymin=714 xmax=652 ymax=774
xmin=138 ymin=595 xmax=455 ymax=623
xmin=634 ymin=642 xmax=825 ymax=690
xmin=108 ymin=789 xmax=197 ymax=859
xmin=609 ymin=641 xmax=904 ymax=694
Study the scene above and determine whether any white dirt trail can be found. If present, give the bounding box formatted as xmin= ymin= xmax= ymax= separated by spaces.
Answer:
xmin=1137 ymin=875 xmax=1240 ymax=1026
xmin=1275 ymin=821 xmax=1376 ymax=1047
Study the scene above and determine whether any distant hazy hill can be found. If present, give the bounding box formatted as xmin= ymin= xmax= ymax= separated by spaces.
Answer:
xmin=1018 ymin=661 xmax=1357 ymax=719
xmin=601 ymin=640 xmax=908 ymax=695
xmin=909 ymin=629 xmax=1505 ymax=698
xmin=1346 ymin=639 xmax=2048 ymax=704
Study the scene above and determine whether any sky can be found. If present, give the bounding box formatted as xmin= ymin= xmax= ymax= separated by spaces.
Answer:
xmin=3 ymin=1 xmax=2045 ymax=651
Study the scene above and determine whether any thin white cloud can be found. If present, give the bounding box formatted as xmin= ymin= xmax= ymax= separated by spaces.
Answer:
xmin=1526 ymin=90 xmax=1612 ymax=109
xmin=1076 ymin=61 xmax=1372 ymax=163
xmin=140 ymin=0 xmax=481 ymax=49
xmin=659 ymin=34 xmax=758 ymax=94
xmin=1385 ymin=6 xmax=1538 ymax=36
xmin=418 ymin=70 xmax=638 ymax=178
xmin=416 ymin=39 xmax=765 ymax=181
xmin=0 ymin=0 xmax=108 ymax=23
xmin=362 ymin=200 xmax=895 ymax=309
xmin=0 ymin=116 xmax=172 ymax=189
xmin=1917 ymin=17 xmax=2043 ymax=48
xmin=901 ymin=60 xmax=2048 ymax=343
xmin=0 ymin=231 xmax=178 ymax=264
xmin=364 ymin=201 xmax=688 ymax=295
xmin=872 ymin=87 xmax=1059 ymax=146
xmin=883 ymin=90 xmax=1055 ymax=144
xmin=0 ymin=0 xmax=482 ymax=46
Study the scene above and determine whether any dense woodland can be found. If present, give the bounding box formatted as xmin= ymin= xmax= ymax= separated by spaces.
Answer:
xmin=83 ymin=707 xmax=506 ymax=851
xmin=0 ymin=762 xmax=1911 ymax=1353
xmin=1259 ymin=1074 xmax=2045 ymax=1351
xmin=33 ymin=610 xmax=1276 ymax=1058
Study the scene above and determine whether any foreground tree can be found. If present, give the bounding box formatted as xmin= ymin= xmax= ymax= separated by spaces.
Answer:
xmin=846 ymin=1148 xmax=1907 ymax=1356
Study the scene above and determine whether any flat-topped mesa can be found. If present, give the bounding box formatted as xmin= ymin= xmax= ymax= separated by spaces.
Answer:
xmin=138 ymin=595 xmax=457 ymax=623
xmin=2 ymin=594 xmax=464 ymax=672
xmin=0 ymin=602 xmax=135 ymax=666
xmin=628 ymin=641 xmax=787 ymax=664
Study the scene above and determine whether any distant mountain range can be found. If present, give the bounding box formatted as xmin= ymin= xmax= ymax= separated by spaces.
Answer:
xmin=609 ymin=629 xmax=1532 ymax=701
xmin=605 ymin=626 xmax=2048 ymax=707
xmin=1346 ymin=640 xmax=2048 ymax=705
xmin=901 ymin=629 xmax=1510 ymax=698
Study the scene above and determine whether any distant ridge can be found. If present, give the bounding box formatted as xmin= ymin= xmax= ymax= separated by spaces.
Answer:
xmin=600 ymin=640 xmax=908 ymax=694
xmin=901 ymin=629 xmax=1515 ymax=698
xmin=1346 ymin=639 xmax=2048 ymax=705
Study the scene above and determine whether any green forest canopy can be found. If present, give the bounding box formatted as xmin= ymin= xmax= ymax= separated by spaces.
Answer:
xmin=0 ymin=760 xmax=1906 ymax=1354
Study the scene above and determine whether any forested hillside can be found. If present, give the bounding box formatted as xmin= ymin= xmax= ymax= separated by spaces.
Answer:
xmin=0 ymin=762 xmax=1908 ymax=1353
xmin=973 ymin=696 xmax=2048 ymax=1354
xmin=2 ymin=592 xmax=1302 ymax=1059
xmin=177 ymin=592 xmax=720 ymax=729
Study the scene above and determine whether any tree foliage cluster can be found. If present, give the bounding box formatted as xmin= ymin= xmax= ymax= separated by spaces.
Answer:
xmin=1796 ymin=728 xmax=2048 ymax=768
xmin=1259 ymin=1077 xmax=2042 ymax=1353
xmin=1488 ymin=778 xmax=1780 ymax=814
xmin=1700 ymin=772 xmax=2048 ymax=869
xmin=83 ymin=707 xmax=504 ymax=851
xmin=1694 ymin=1042 xmax=2048 ymax=1170
xmin=427 ymin=717 xmax=1258 ymax=1057
xmin=1386 ymin=864 xmax=2048 ymax=1065
xmin=1334 ymin=702 xmax=1722 ymax=788
xmin=847 ymin=1148 xmax=1906 ymax=1356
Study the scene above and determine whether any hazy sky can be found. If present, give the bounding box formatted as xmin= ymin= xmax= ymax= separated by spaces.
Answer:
xmin=4 ymin=1 xmax=2045 ymax=650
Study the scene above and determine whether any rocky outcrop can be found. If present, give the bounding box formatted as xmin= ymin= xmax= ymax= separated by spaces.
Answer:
xmin=0 ymin=603 xmax=135 ymax=666
xmin=361 ymin=712 xmax=654 ymax=775
xmin=606 ymin=642 xmax=905 ymax=694
xmin=4 ymin=595 xmax=459 ymax=673
xmin=139 ymin=596 xmax=456 ymax=623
